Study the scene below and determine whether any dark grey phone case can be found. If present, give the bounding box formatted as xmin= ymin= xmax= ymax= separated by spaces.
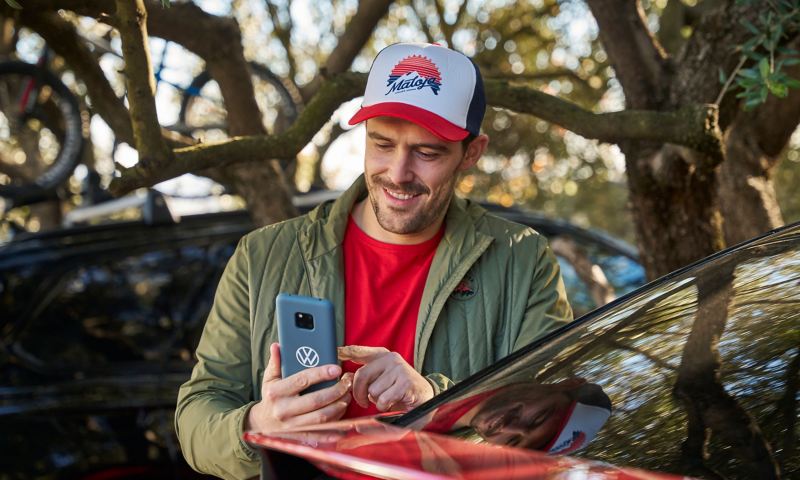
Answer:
xmin=275 ymin=293 xmax=338 ymax=394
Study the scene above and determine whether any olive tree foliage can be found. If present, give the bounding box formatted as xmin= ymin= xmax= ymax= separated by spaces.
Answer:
xmin=2 ymin=0 xmax=800 ymax=280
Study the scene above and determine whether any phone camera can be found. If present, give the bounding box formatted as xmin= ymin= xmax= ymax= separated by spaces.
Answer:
xmin=295 ymin=312 xmax=314 ymax=330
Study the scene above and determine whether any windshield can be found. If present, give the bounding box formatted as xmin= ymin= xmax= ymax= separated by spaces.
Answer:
xmin=396 ymin=223 xmax=800 ymax=479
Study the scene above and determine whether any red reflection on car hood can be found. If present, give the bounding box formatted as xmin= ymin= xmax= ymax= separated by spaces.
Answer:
xmin=244 ymin=417 xmax=686 ymax=480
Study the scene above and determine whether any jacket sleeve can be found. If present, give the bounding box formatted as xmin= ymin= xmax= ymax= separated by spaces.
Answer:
xmin=513 ymin=234 xmax=573 ymax=352
xmin=424 ymin=372 xmax=455 ymax=395
xmin=175 ymin=237 xmax=261 ymax=480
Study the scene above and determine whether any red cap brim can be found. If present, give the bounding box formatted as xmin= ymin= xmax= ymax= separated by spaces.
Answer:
xmin=348 ymin=102 xmax=470 ymax=142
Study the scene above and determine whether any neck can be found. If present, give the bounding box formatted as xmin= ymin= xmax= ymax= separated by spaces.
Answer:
xmin=352 ymin=198 xmax=445 ymax=245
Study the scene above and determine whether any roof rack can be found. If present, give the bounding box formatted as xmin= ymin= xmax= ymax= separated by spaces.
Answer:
xmin=62 ymin=189 xmax=177 ymax=227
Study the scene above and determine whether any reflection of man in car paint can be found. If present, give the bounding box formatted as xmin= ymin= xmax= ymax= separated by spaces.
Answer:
xmin=422 ymin=378 xmax=612 ymax=454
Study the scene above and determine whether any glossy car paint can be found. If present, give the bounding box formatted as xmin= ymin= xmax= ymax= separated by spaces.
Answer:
xmin=244 ymin=418 xmax=683 ymax=480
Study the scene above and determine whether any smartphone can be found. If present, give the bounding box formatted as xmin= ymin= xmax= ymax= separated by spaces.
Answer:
xmin=275 ymin=293 xmax=338 ymax=394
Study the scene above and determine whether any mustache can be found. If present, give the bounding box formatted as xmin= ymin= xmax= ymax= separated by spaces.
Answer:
xmin=371 ymin=176 xmax=430 ymax=195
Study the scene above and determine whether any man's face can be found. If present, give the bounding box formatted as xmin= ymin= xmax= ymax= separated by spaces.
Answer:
xmin=469 ymin=382 xmax=576 ymax=450
xmin=363 ymin=117 xmax=473 ymax=237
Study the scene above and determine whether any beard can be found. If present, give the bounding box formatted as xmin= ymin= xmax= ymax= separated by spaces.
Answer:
xmin=365 ymin=173 xmax=457 ymax=235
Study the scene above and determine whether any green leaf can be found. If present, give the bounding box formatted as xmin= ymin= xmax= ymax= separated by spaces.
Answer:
xmin=781 ymin=58 xmax=800 ymax=66
xmin=736 ymin=76 xmax=759 ymax=88
xmin=741 ymin=18 xmax=761 ymax=35
xmin=160 ymin=0 xmax=171 ymax=7
xmin=744 ymin=97 xmax=763 ymax=110
xmin=739 ymin=67 xmax=761 ymax=80
xmin=743 ymin=37 xmax=761 ymax=52
xmin=719 ymin=68 xmax=728 ymax=84
xmin=785 ymin=78 xmax=800 ymax=89
xmin=760 ymin=84 xmax=769 ymax=102
xmin=759 ymin=57 xmax=771 ymax=78
xmin=768 ymin=82 xmax=789 ymax=98
xmin=4 ymin=0 xmax=22 ymax=8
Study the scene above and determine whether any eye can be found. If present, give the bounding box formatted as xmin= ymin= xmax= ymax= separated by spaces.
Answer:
xmin=375 ymin=143 xmax=393 ymax=151
xmin=416 ymin=150 xmax=438 ymax=160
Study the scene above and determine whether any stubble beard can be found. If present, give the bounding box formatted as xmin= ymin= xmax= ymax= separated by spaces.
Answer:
xmin=366 ymin=174 xmax=457 ymax=235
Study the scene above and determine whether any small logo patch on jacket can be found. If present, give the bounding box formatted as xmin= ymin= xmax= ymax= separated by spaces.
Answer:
xmin=451 ymin=272 xmax=477 ymax=300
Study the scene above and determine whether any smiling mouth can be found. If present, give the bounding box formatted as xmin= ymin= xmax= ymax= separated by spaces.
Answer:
xmin=384 ymin=188 xmax=421 ymax=201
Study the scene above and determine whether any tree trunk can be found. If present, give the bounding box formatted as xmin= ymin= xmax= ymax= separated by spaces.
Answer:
xmin=718 ymin=117 xmax=784 ymax=245
xmin=716 ymin=61 xmax=800 ymax=245
xmin=588 ymin=1 xmax=799 ymax=280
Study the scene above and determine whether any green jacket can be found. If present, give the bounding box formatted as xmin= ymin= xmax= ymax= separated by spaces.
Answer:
xmin=175 ymin=175 xmax=572 ymax=479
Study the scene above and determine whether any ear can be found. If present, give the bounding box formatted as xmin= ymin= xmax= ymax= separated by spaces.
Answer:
xmin=458 ymin=134 xmax=489 ymax=171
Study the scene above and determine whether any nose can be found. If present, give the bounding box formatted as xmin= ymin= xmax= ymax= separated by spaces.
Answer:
xmin=385 ymin=148 xmax=415 ymax=185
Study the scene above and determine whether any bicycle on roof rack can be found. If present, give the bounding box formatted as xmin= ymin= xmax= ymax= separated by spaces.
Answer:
xmin=0 ymin=23 xmax=302 ymax=209
xmin=0 ymin=46 xmax=86 ymax=209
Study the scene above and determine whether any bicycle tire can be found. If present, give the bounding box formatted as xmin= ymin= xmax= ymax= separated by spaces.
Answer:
xmin=0 ymin=61 xmax=85 ymax=205
xmin=177 ymin=61 xmax=301 ymax=140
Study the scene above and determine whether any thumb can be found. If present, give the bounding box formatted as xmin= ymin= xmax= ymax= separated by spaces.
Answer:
xmin=264 ymin=342 xmax=282 ymax=383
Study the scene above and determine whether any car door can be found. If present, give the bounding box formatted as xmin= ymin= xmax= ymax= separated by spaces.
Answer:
xmin=396 ymin=222 xmax=800 ymax=479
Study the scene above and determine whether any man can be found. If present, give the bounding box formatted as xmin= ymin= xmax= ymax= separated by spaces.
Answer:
xmin=175 ymin=42 xmax=572 ymax=479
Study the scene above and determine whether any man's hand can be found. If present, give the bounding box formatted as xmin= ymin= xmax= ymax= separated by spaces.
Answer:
xmin=246 ymin=343 xmax=353 ymax=432
xmin=338 ymin=345 xmax=434 ymax=412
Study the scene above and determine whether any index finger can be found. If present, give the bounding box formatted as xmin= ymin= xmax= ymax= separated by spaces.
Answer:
xmin=272 ymin=364 xmax=342 ymax=396
xmin=338 ymin=345 xmax=388 ymax=364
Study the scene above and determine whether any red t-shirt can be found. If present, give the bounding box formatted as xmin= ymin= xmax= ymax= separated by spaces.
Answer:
xmin=342 ymin=216 xmax=444 ymax=418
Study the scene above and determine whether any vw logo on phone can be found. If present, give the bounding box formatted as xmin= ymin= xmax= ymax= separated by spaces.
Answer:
xmin=296 ymin=346 xmax=320 ymax=368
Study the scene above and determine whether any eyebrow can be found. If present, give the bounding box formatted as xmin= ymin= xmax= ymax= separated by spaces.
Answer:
xmin=367 ymin=131 xmax=450 ymax=152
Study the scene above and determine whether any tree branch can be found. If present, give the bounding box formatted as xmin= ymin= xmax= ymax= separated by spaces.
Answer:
xmin=484 ymin=68 xmax=594 ymax=91
xmin=484 ymin=79 xmax=723 ymax=159
xmin=409 ymin=0 xmax=436 ymax=44
xmin=144 ymin=2 xmax=264 ymax=137
xmin=550 ymin=236 xmax=616 ymax=307
xmin=586 ymin=0 xmax=671 ymax=109
xmin=299 ymin=0 xmax=393 ymax=100
xmin=19 ymin=10 xmax=135 ymax=146
xmin=114 ymin=0 xmax=172 ymax=167
xmin=109 ymin=72 xmax=724 ymax=194
xmin=265 ymin=0 xmax=298 ymax=86
xmin=109 ymin=71 xmax=366 ymax=194
xmin=432 ymin=0 xmax=452 ymax=46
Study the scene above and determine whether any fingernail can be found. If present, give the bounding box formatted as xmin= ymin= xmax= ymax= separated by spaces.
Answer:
xmin=328 ymin=365 xmax=340 ymax=376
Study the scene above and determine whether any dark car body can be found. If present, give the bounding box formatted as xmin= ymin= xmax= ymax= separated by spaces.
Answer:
xmin=247 ymin=221 xmax=800 ymax=479
xmin=0 ymin=198 xmax=642 ymax=479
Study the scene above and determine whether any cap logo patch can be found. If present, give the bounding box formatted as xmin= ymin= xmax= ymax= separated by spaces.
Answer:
xmin=551 ymin=431 xmax=586 ymax=455
xmin=386 ymin=55 xmax=442 ymax=96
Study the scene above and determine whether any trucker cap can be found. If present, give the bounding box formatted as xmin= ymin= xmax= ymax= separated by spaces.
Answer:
xmin=544 ymin=382 xmax=612 ymax=455
xmin=348 ymin=42 xmax=486 ymax=141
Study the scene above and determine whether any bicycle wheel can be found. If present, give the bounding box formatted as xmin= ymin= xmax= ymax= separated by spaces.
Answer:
xmin=0 ymin=61 xmax=85 ymax=205
xmin=177 ymin=62 xmax=301 ymax=141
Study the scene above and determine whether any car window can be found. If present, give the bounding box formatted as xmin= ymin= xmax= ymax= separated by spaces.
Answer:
xmin=552 ymin=235 xmax=645 ymax=317
xmin=398 ymin=224 xmax=800 ymax=479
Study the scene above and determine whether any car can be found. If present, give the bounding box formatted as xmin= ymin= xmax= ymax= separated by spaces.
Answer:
xmin=244 ymin=220 xmax=800 ymax=479
xmin=0 ymin=190 xmax=644 ymax=479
